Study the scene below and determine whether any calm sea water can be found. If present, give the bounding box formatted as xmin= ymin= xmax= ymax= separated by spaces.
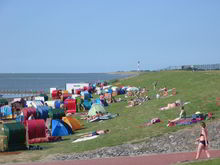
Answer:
xmin=0 ymin=73 xmax=131 ymax=92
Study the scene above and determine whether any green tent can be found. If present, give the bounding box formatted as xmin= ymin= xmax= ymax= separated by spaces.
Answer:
xmin=88 ymin=104 xmax=106 ymax=117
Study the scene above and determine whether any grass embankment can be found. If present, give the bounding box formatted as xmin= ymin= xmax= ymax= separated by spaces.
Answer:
xmin=178 ymin=158 xmax=220 ymax=165
xmin=1 ymin=71 xmax=220 ymax=163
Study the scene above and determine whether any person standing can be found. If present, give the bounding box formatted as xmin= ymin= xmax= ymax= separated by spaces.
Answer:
xmin=195 ymin=122 xmax=210 ymax=160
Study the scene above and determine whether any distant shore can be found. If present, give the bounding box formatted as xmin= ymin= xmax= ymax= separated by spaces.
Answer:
xmin=107 ymin=71 xmax=140 ymax=75
xmin=107 ymin=71 xmax=140 ymax=80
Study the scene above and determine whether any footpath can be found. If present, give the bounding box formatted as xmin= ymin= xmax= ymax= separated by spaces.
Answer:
xmin=5 ymin=150 xmax=220 ymax=165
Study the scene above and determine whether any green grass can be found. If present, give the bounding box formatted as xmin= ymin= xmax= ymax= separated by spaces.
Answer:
xmin=178 ymin=158 xmax=220 ymax=165
xmin=1 ymin=70 xmax=220 ymax=163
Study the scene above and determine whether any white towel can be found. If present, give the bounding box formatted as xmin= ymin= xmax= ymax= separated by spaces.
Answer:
xmin=72 ymin=135 xmax=99 ymax=143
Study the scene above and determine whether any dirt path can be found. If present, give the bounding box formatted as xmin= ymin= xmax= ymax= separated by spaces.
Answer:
xmin=4 ymin=150 xmax=220 ymax=165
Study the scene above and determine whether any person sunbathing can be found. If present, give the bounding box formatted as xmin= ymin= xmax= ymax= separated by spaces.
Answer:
xmin=82 ymin=111 xmax=105 ymax=121
xmin=127 ymin=99 xmax=138 ymax=107
xmin=83 ymin=129 xmax=110 ymax=137
xmin=163 ymin=88 xmax=168 ymax=96
xmin=160 ymin=100 xmax=181 ymax=110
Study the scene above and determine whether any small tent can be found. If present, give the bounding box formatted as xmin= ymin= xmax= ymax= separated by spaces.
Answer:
xmin=52 ymin=120 xmax=73 ymax=136
xmin=88 ymin=104 xmax=106 ymax=117
xmin=62 ymin=117 xmax=82 ymax=131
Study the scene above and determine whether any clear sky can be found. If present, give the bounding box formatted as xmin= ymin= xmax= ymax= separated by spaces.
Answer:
xmin=0 ymin=0 xmax=219 ymax=73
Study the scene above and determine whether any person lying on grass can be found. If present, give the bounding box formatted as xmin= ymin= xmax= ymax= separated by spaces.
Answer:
xmin=127 ymin=99 xmax=138 ymax=107
xmin=82 ymin=129 xmax=110 ymax=137
xmin=81 ymin=111 xmax=104 ymax=120
xmin=160 ymin=100 xmax=182 ymax=110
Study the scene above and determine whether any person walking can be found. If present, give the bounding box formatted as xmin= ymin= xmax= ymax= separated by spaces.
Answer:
xmin=195 ymin=122 xmax=211 ymax=160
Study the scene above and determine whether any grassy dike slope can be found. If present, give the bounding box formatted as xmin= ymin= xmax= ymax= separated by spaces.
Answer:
xmin=180 ymin=158 xmax=220 ymax=165
xmin=1 ymin=71 xmax=220 ymax=164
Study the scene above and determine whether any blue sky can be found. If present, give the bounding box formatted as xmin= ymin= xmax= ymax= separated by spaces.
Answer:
xmin=0 ymin=0 xmax=219 ymax=73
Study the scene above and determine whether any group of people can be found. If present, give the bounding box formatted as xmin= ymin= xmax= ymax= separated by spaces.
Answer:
xmin=166 ymin=105 xmax=211 ymax=159
xmin=169 ymin=106 xmax=210 ymax=160
xmin=85 ymin=81 xmax=211 ymax=161
xmin=163 ymin=102 xmax=210 ymax=159
xmin=154 ymin=81 xmax=210 ymax=160
xmin=79 ymin=122 xmax=210 ymax=160
xmin=27 ymin=81 xmax=210 ymax=161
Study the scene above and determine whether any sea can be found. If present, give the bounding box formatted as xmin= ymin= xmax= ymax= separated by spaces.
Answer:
xmin=0 ymin=73 xmax=133 ymax=98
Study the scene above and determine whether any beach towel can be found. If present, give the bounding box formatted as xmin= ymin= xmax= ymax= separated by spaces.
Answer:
xmin=169 ymin=116 xmax=205 ymax=127
xmin=175 ymin=119 xmax=193 ymax=126
xmin=72 ymin=135 xmax=99 ymax=143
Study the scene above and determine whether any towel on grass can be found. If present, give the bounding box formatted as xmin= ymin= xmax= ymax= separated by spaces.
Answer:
xmin=72 ymin=135 xmax=99 ymax=143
